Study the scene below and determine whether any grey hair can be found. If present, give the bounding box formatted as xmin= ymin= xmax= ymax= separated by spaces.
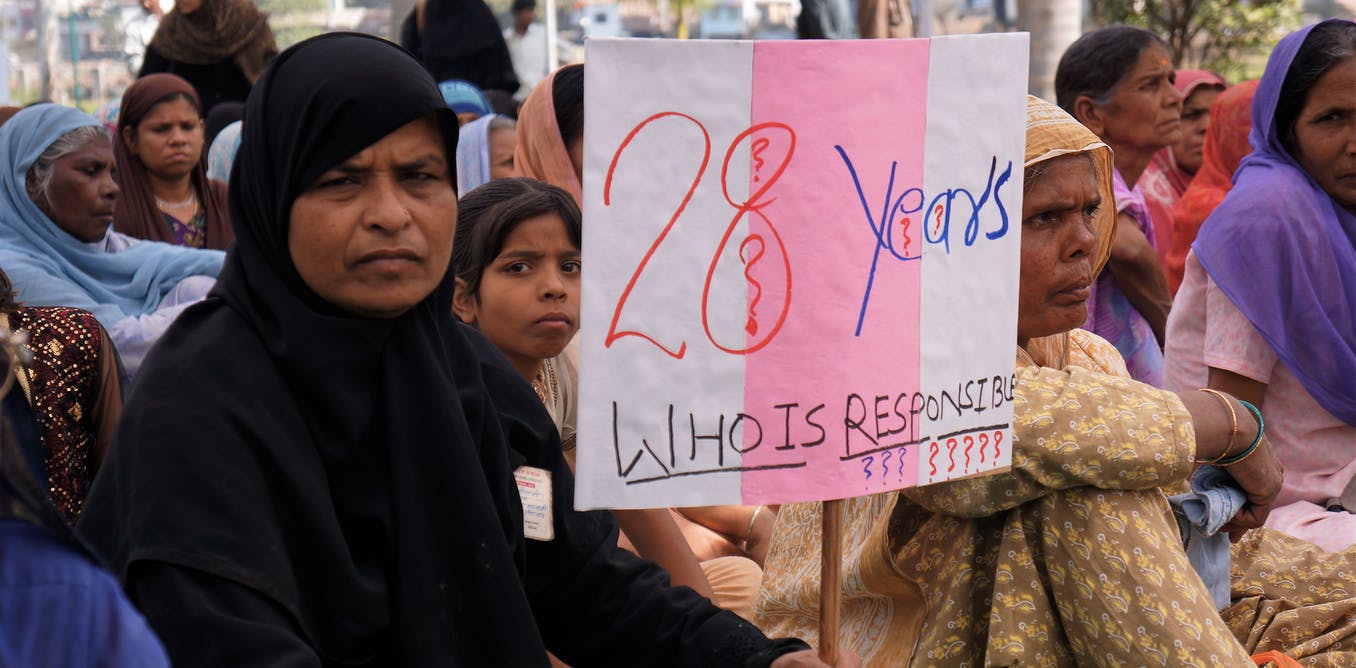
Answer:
xmin=24 ymin=125 xmax=109 ymax=205
xmin=1055 ymin=26 xmax=1167 ymax=116
xmin=488 ymin=114 xmax=517 ymax=133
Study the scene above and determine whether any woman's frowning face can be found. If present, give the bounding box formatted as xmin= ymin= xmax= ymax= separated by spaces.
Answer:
xmin=288 ymin=116 xmax=458 ymax=318
xmin=124 ymin=95 xmax=205 ymax=184
xmin=1018 ymin=153 xmax=1102 ymax=346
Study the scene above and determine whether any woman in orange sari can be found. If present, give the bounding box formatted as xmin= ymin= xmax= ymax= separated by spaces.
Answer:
xmin=1164 ymin=80 xmax=1259 ymax=291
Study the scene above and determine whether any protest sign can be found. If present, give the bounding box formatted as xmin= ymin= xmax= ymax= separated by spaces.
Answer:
xmin=577 ymin=35 xmax=1029 ymax=509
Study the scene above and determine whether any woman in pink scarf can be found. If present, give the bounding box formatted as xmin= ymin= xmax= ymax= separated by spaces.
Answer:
xmin=1140 ymin=70 xmax=1225 ymax=292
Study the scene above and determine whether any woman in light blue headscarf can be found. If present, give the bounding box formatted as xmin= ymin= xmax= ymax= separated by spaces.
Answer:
xmin=206 ymin=119 xmax=241 ymax=184
xmin=0 ymin=104 xmax=224 ymax=376
xmin=456 ymin=112 xmax=518 ymax=194
xmin=438 ymin=78 xmax=492 ymax=125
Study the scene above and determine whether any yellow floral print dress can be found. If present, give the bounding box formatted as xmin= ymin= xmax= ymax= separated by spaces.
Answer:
xmin=755 ymin=329 xmax=1356 ymax=667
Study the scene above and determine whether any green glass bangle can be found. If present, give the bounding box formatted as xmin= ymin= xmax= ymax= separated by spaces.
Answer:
xmin=1218 ymin=400 xmax=1264 ymax=467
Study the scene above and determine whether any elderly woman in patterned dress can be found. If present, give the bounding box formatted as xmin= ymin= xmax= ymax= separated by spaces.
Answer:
xmin=755 ymin=96 xmax=1356 ymax=667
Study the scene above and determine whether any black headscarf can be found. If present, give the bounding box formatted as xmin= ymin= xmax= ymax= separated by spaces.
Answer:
xmin=78 ymin=32 xmax=554 ymax=665
xmin=204 ymin=100 xmax=243 ymax=148
xmin=399 ymin=0 xmax=520 ymax=95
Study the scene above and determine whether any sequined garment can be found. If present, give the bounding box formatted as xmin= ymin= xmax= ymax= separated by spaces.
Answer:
xmin=7 ymin=307 xmax=106 ymax=523
xmin=756 ymin=329 xmax=1356 ymax=666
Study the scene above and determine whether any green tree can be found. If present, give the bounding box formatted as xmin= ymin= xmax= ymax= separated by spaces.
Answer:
xmin=1089 ymin=0 xmax=1301 ymax=80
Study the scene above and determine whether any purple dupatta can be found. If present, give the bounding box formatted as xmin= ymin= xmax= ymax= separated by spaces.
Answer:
xmin=1193 ymin=19 xmax=1356 ymax=425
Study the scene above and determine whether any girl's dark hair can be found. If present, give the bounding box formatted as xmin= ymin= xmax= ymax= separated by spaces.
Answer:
xmin=1274 ymin=20 xmax=1356 ymax=155
xmin=143 ymin=91 xmax=203 ymax=123
xmin=204 ymin=101 xmax=243 ymax=146
xmin=1055 ymin=26 xmax=1168 ymax=115
xmin=452 ymin=177 xmax=582 ymax=299
xmin=551 ymin=64 xmax=584 ymax=149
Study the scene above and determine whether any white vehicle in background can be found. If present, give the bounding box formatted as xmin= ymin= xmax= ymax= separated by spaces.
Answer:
xmin=699 ymin=0 xmax=755 ymax=38
xmin=577 ymin=3 xmax=627 ymax=38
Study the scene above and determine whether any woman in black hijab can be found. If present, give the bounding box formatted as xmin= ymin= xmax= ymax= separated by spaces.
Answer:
xmin=399 ymin=0 xmax=520 ymax=96
xmin=77 ymin=32 xmax=836 ymax=667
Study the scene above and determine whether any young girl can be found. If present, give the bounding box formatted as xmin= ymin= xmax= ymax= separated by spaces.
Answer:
xmin=451 ymin=177 xmax=763 ymax=620
xmin=516 ymin=64 xmax=779 ymax=565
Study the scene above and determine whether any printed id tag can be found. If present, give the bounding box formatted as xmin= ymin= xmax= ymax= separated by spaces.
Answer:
xmin=514 ymin=466 xmax=554 ymax=541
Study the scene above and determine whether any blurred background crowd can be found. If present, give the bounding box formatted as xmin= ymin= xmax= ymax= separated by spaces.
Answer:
xmin=3 ymin=0 xmax=1352 ymax=110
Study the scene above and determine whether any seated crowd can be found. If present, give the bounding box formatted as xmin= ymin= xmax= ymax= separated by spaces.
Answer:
xmin=0 ymin=16 xmax=1352 ymax=668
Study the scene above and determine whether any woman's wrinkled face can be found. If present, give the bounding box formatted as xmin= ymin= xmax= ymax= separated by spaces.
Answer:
xmin=1175 ymin=85 xmax=1223 ymax=174
xmin=1018 ymin=154 xmax=1102 ymax=346
xmin=124 ymin=96 xmax=205 ymax=183
xmin=289 ymin=116 xmax=458 ymax=318
xmin=1291 ymin=56 xmax=1356 ymax=214
xmin=30 ymin=134 xmax=120 ymax=243
xmin=1089 ymin=44 xmax=1184 ymax=154
xmin=489 ymin=127 xmax=519 ymax=181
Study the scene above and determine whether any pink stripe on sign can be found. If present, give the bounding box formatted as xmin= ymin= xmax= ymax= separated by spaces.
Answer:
xmin=739 ymin=39 xmax=931 ymax=504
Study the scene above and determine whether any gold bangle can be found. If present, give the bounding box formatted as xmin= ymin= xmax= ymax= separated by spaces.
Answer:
xmin=743 ymin=506 xmax=763 ymax=547
xmin=1196 ymin=388 xmax=1238 ymax=464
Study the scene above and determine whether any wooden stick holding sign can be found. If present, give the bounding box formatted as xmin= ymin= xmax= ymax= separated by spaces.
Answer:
xmin=819 ymin=499 xmax=843 ymax=665
xmin=575 ymin=33 xmax=1029 ymax=660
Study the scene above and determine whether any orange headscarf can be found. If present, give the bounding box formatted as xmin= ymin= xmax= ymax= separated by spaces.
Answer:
xmin=1141 ymin=69 xmax=1225 ymax=291
xmin=513 ymin=67 xmax=582 ymax=205
xmin=1165 ymin=80 xmax=1259 ymax=291
xmin=1021 ymin=96 xmax=1117 ymax=369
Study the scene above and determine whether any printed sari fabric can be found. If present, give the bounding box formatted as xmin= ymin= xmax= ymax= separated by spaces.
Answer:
xmin=756 ymin=329 xmax=1356 ymax=667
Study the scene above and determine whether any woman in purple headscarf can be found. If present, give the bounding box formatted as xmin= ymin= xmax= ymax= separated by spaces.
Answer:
xmin=1165 ymin=19 xmax=1356 ymax=552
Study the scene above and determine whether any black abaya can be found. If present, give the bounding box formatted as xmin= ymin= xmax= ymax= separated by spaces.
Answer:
xmin=399 ymin=0 xmax=519 ymax=95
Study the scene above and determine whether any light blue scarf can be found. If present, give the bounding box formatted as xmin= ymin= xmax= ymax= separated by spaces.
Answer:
xmin=456 ymin=113 xmax=497 ymax=195
xmin=0 ymin=104 xmax=223 ymax=326
xmin=1169 ymin=466 xmax=1245 ymax=610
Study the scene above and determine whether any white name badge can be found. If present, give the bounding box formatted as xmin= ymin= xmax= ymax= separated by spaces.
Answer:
xmin=514 ymin=466 xmax=555 ymax=541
